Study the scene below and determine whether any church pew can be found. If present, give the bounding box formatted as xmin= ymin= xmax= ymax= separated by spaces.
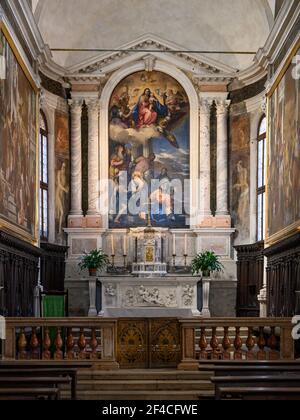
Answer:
xmin=199 ymin=364 xmax=300 ymax=378
xmin=0 ymin=367 xmax=79 ymax=400
xmin=0 ymin=387 xmax=60 ymax=400
xmin=217 ymin=386 xmax=300 ymax=400
xmin=211 ymin=375 xmax=300 ymax=400
xmin=0 ymin=376 xmax=71 ymax=389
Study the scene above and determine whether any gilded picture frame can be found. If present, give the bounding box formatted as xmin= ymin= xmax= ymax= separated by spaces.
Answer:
xmin=266 ymin=36 xmax=300 ymax=245
xmin=0 ymin=21 xmax=39 ymax=246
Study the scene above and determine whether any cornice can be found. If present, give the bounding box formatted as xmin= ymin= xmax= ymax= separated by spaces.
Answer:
xmin=41 ymin=89 xmax=68 ymax=114
xmin=2 ymin=0 xmax=300 ymax=94
xmin=67 ymin=34 xmax=237 ymax=76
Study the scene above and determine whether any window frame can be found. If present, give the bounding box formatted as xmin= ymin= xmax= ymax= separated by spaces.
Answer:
xmin=39 ymin=111 xmax=49 ymax=241
xmin=257 ymin=115 xmax=267 ymax=242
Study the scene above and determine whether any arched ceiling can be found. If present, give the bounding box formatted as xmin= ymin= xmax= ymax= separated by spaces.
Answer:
xmin=33 ymin=0 xmax=275 ymax=72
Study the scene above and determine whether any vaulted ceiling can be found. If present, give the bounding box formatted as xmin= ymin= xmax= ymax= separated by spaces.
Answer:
xmin=31 ymin=0 xmax=276 ymax=72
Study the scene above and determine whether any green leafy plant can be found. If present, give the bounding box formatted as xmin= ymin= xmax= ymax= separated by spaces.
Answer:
xmin=79 ymin=249 xmax=110 ymax=274
xmin=191 ymin=251 xmax=224 ymax=277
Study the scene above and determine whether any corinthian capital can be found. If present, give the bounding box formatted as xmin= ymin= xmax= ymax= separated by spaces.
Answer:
xmin=68 ymin=99 xmax=83 ymax=114
xmin=199 ymin=98 xmax=213 ymax=115
xmin=86 ymin=99 xmax=100 ymax=115
xmin=216 ymin=99 xmax=231 ymax=116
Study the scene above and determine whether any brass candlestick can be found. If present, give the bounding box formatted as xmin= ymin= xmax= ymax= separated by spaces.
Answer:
xmin=171 ymin=254 xmax=176 ymax=273
xmin=184 ymin=254 xmax=188 ymax=272
xmin=123 ymin=254 xmax=129 ymax=272
xmin=111 ymin=254 xmax=115 ymax=268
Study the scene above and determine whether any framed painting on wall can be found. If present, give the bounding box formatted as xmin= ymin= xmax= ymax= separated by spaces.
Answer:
xmin=108 ymin=70 xmax=190 ymax=229
xmin=266 ymin=38 xmax=300 ymax=245
xmin=0 ymin=22 xmax=39 ymax=245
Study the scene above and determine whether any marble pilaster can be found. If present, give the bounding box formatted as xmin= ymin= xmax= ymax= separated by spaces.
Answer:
xmin=69 ymin=99 xmax=83 ymax=224
xmin=199 ymin=99 xmax=213 ymax=221
xmin=86 ymin=100 xmax=101 ymax=225
xmin=216 ymin=99 xmax=231 ymax=217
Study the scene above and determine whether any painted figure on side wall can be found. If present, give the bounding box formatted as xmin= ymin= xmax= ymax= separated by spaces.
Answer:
xmin=55 ymin=112 xmax=70 ymax=244
xmin=108 ymin=71 xmax=190 ymax=229
xmin=0 ymin=32 xmax=36 ymax=236
xmin=230 ymin=115 xmax=250 ymax=244
xmin=268 ymin=48 xmax=300 ymax=237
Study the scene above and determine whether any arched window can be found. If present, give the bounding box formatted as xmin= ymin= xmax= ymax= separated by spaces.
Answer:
xmin=39 ymin=111 xmax=49 ymax=240
xmin=257 ymin=116 xmax=267 ymax=242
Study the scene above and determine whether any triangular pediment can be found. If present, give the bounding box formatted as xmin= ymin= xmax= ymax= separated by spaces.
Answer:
xmin=66 ymin=34 xmax=236 ymax=81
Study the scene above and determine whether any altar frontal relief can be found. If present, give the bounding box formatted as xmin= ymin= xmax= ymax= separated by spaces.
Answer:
xmin=109 ymin=71 xmax=190 ymax=228
xmin=268 ymin=47 xmax=300 ymax=240
xmin=0 ymin=29 xmax=37 ymax=241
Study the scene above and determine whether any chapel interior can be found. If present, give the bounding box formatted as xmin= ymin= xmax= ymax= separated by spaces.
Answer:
xmin=0 ymin=0 xmax=300 ymax=401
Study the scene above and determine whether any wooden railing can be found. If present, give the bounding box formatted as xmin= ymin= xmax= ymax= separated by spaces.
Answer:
xmin=2 ymin=318 xmax=296 ymax=371
xmin=178 ymin=318 xmax=295 ymax=370
xmin=3 ymin=318 xmax=119 ymax=370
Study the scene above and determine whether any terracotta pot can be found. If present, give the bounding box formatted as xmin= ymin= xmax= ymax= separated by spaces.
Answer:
xmin=202 ymin=270 xmax=211 ymax=278
xmin=89 ymin=268 xmax=98 ymax=277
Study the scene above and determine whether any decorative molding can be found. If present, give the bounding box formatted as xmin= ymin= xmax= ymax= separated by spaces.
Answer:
xmin=67 ymin=34 xmax=236 ymax=79
xmin=41 ymin=88 xmax=68 ymax=114
xmin=0 ymin=230 xmax=42 ymax=258
xmin=143 ymin=55 xmax=156 ymax=72
xmin=245 ymin=92 xmax=267 ymax=114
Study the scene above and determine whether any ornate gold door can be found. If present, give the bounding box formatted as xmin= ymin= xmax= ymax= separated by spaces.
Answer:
xmin=117 ymin=319 xmax=181 ymax=369
xmin=149 ymin=319 xmax=181 ymax=369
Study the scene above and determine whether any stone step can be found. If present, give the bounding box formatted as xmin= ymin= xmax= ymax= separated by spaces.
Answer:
xmin=78 ymin=369 xmax=210 ymax=381
xmin=61 ymin=369 xmax=214 ymax=400
xmin=62 ymin=389 xmax=214 ymax=401
xmin=75 ymin=379 xmax=212 ymax=391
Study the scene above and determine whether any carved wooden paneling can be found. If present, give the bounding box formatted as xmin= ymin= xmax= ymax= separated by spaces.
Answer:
xmin=0 ymin=231 xmax=42 ymax=317
xmin=265 ymin=233 xmax=300 ymax=317
xmin=40 ymin=242 xmax=68 ymax=292
xmin=235 ymin=242 xmax=264 ymax=317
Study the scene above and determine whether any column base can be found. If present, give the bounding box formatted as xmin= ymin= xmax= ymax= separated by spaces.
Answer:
xmin=68 ymin=215 xmax=84 ymax=228
xmin=85 ymin=214 xmax=102 ymax=228
xmin=197 ymin=215 xmax=231 ymax=229
xmin=214 ymin=214 xmax=231 ymax=228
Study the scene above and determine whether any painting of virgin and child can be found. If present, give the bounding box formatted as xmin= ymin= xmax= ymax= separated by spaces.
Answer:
xmin=108 ymin=71 xmax=190 ymax=229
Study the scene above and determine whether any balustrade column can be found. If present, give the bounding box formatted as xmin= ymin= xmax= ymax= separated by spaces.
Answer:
xmin=87 ymin=100 xmax=100 ymax=216
xmin=199 ymin=99 xmax=213 ymax=218
xmin=69 ymin=99 xmax=83 ymax=216
xmin=216 ymin=99 xmax=230 ymax=216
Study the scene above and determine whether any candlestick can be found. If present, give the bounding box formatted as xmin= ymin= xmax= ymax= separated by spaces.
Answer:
xmin=111 ymin=254 xmax=115 ymax=268
xmin=184 ymin=234 xmax=188 ymax=256
xmin=171 ymin=254 xmax=176 ymax=273
xmin=173 ymin=234 xmax=176 ymax=256
xmin=123 ymin=235 xmax=127 ymax=256
xmin=123 ymin=254 xmax=129 ymax=273
xmin=184 ymin=254 xmax=188 ymax=271
xmin=111 ymin=234 xmax=115 ymax=256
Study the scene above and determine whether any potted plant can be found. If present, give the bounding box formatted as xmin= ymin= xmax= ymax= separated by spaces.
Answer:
xmin=79 ymin=249 xmax=110 ymax=277
xmin=191 ymin=251 xmax=224 ymax=278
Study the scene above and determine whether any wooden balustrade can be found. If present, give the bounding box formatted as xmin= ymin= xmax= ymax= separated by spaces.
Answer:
xmin=2 ymin=318 xmax=295 ymax=371
xmin=178 ymin=318 xmax=295 ymax=371
xmin=3 ymin=318 xmax=119 ymax=370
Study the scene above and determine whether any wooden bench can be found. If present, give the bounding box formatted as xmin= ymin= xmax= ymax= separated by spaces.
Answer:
xmin=0 ymin=387 xmax=60 ymax=400
xmin=212 ymin=375 xmax=300 ymax=400
xmin=0 ymin=361 xmax=92 ymax=400
xmin=217 ymin=386 xmax=300 ymax=400
xmin=199 ymin=363 xmax=300 ymax=377
xmin=0 ymin=369 xmax=77 ymax=400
